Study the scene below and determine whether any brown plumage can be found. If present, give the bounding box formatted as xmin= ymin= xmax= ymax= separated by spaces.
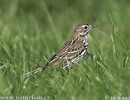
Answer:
xmin=21 ymin=23 xmax=98 ymax=78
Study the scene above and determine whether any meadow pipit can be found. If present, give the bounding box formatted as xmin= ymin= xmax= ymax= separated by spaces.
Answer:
xmin=21 ymin=23 xmax=98 ymax=78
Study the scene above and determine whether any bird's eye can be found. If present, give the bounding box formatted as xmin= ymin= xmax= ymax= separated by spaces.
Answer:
xmin=84 ymin=26 xmax=88 ymax=29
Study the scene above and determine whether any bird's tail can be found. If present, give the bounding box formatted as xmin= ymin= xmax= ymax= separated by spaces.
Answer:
xmin=21 ymin=67 xmax=43 ymax=78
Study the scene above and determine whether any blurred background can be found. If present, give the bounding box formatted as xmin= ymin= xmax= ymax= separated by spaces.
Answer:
xmin=0 ymin=0 xmax=130 ymax=100
xmin=0 ymin=0 xmax=129 ymax=60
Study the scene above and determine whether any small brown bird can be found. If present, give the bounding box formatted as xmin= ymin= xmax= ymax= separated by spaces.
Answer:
xmin=21 ymin=23 xmax=98 ymax=78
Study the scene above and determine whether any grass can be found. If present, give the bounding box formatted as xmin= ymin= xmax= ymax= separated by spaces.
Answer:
xmin=0 ymin=0 xmax=130 ymax=100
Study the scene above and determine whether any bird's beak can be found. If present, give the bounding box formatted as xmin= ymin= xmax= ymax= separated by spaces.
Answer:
xmin=92 ymin=25 xmax=98 ymax=28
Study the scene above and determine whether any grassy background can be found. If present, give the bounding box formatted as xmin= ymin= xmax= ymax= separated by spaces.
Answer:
xmin=0 ymin=0 xmax=130 ymax=100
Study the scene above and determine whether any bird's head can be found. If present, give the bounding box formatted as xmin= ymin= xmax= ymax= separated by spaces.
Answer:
xmin=75 ymin=23 xmax=98 ymax=36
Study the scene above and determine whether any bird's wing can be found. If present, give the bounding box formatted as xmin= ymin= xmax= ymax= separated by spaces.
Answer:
xmin=43 ymin=37 xmax=85 ymax=68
